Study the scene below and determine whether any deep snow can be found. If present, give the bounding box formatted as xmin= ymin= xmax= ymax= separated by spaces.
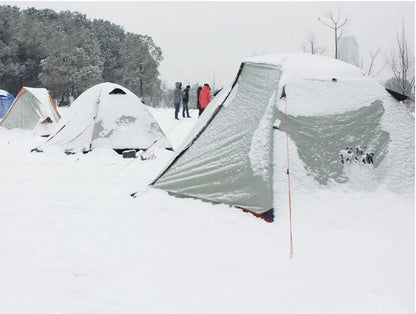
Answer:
xmin=0 ymin=106 xmax=414 ymax=314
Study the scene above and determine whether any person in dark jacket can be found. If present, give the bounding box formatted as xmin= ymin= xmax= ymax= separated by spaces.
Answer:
xmin=173 ymin=82 xmax=183 ymax=120
xmin=182 ymin=85 xmax=191 ymax=118
xmin=196 ymin=86 xmax=203 ymax=117
xmin=199 ymin=83 xmax=211 ymax=116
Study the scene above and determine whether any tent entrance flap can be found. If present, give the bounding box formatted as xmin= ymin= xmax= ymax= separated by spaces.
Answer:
xmin=153 ymin=63 xmax=282 ymax=217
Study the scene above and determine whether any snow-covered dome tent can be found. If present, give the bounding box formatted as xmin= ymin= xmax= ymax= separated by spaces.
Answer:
xmin=0 ymin=87 xmax=60 ymax=135
xmin=151 ymin=53 xmax=414 ymax=222
xmin=0 ymin=89 xmax=15 ymax=119
xmin=36 ymin=82 xmax=172 ymax=154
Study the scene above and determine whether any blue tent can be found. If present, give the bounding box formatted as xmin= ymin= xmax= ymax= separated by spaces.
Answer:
xmin=0 ymin=90 xmax=15 ymax=118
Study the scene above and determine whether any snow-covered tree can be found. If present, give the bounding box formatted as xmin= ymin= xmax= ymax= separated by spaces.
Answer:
xmin=18 ymin=8 xmax=66 ymax=91
xmin=0 ymin=5 xmax=164 ymax=103
xmin=92 ymin=19 xmax=125 ymax=84
xmin=120 ymin=33 xmax=163 ymax=101
xmin=38 ymin=11 xmax=103 ymax=100
xmin=39 ymin=47 xmax=103 ymax=101
xmin=0 ymin=6 xmax=22 ymax=95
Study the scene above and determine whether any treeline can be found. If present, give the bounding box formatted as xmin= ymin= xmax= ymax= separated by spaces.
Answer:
xmin=0 ymin=6 xmax=163 ymax=106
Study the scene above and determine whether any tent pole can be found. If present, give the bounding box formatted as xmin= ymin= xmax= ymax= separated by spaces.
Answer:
xmin=284 ymin=93 xmax=294 ymax=259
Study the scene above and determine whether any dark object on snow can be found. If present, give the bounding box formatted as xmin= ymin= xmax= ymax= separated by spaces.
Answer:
xmin=385 ymin=88 xmax=408 ymax=101
xmin=280 ymin=86 xmax=286 ymax=99
xmin=332 ymin=77 xmax=338 ymax=82
xmin=122 ymin=150 xmax=137 ymax=158
xmin=364 ymin=152 xmax=374 ymax=164
xmin=339 ymin=146 xmax=374 ymax=165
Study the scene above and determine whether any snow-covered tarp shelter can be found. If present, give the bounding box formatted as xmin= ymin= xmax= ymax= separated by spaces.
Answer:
xmin=152 ymin=53 xmax=414 ymax=222
xmin=36 ymin=82 xmax=172 ymax=154
xmin=0 ymin=89 xmax=15 ymax=119
xmin=0 ymin=87 xmax=60 ymax=135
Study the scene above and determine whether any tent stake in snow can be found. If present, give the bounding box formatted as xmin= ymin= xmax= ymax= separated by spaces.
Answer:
xmin=282 ymin=86 xmax=294 ymax=259
xmin=139 ymin=140 xmax=158 ymax=160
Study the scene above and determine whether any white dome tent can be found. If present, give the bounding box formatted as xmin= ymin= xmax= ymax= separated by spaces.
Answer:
xmin=151 ymin=53 xmax=414 ymax=222
xmin=36 ymin=82 xmax=172 ymax=154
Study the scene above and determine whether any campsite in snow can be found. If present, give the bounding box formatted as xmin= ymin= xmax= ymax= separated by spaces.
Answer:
xmin=0 ymin=2 xmax=414 ymax=314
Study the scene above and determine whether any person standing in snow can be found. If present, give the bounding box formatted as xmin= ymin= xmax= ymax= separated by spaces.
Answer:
xmin=173 ymin=82 xmax=183 ymax=120
xmin=182 ymin=85 xmax=191 ymax=118
xmin=199 ymin=83 xmax=211 ymax=116
xmin=196 ymin=86 xmax=203 ymax=117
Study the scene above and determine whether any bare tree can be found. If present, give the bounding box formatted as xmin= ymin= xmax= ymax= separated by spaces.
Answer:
xmin=386 ymin=21 xmax=415 ymax=97
xmin=303 ymin=29 xmax=326 ymax=55
xmin=318 ymin=7 xmax=348 ymax=59
xmin=361 ymin=47 xmax=386 ymax=77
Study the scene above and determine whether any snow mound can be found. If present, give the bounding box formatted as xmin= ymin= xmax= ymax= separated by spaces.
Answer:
xmin=0 ymin=106 xmax=413 ymax=314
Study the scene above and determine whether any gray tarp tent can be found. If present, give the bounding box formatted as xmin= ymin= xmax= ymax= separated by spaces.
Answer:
xmin=151 ymin=53 xmax=414 ymax=222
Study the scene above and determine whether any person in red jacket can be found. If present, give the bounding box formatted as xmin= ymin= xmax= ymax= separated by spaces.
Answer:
xmin=198 ymin=83 xmax=211 ymax=116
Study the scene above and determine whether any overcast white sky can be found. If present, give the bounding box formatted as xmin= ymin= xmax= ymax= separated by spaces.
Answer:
xmin=3 ymin=1 xmax=415 ymax=89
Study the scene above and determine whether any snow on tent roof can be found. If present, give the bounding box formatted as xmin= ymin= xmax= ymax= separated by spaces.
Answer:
xmin=0 ymin=89 xmax=10 ymax=97
xmin=0 ymin=87 xmax=60 ymax=134
xmin=152 ymin=53 xmax=414 ymax=222
xmin=36 ymin=82 xmax=172 ymax=154
xmin=0 ymin=89 xmax=15 ymax=119
xmin=243 ymin=53 xmax=392 ymax=116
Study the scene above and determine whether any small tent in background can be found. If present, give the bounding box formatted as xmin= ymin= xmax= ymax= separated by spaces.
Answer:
xmin=0 ymin=89 xmax=15 ymax=119
xmin=36 ymin=82 xmax=172 ymax=154
xmin=0 ymin=87 xmax=60 ymax=135
xmin=151 ymin=53 xmax=414 ymax=222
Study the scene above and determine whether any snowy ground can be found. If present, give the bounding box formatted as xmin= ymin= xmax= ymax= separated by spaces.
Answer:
xmin=0 ymin=107 xmax=414 ymax=314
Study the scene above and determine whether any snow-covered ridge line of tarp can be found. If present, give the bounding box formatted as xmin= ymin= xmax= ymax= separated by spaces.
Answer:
xmin=244 ymin=53 xmax=396 ymax=117
xmin=244 ymin=53 xmax=365 ymax=81
xmin=178 ymin=83 xmax=233 ymax=153
xmin=151 ymin=84 xmax=233 ymax=183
